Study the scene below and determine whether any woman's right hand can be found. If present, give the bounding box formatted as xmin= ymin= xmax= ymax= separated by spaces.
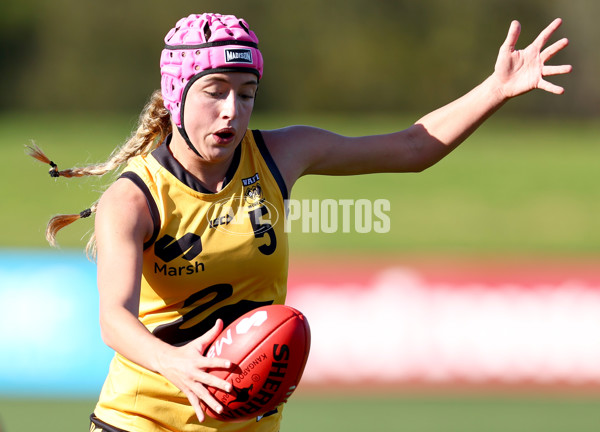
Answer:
xmin=154 ymin=319 xmax=234 ymax=422
xmin=96 ymin=180 xmax=234 ymax=422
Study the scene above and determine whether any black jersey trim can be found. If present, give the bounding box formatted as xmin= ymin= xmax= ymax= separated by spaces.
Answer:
xmin=252 ymin=130 xmax=288 ymax=201
xmin=90 ymin=414 xmax=130 ymax=432
xmin=152 ymin=134 xmax=242 ymax=194
xmin=119 ymin=171 xmax=161 ymax=251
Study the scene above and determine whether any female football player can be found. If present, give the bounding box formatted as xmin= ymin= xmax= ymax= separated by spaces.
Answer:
xmin=29 ymin=12 xmax=571 ymax=432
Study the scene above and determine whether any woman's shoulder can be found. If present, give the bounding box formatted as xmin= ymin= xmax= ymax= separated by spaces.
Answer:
xmin=96 ymin=177 xmax=155 ymax=245
xmin=258 ymin=125 xmax=344 ymax=188
xmin=98 ymin=177 xmax=149 ymax=216
xmin=98 ymin=176 xmax=152 ymax=221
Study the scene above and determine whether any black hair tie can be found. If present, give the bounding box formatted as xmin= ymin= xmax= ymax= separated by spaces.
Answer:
xmin=79 ymin=208 xmax=92 ymax=219
xmin=48 ymin=161 xmax=60 ymax=178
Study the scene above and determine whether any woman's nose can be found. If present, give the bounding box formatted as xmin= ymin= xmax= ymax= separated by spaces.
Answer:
xmin=220 ymin=92 xmax=238 ymax=119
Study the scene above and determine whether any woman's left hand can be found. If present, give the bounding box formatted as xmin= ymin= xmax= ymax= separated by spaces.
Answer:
xmin=493 ymin=18 xmax=572 ymax=99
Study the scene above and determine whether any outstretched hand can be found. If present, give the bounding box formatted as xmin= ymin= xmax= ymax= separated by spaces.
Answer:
xmin=493 ymin=18 xmax=572 ymax=99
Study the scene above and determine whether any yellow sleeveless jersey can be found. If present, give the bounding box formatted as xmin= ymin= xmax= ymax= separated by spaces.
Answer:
xmin=94 ymin=130 xmax=289 ymax=432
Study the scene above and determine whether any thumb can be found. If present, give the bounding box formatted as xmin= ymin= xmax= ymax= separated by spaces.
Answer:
xmin=502 ymin=20 xmax=521 ymax=52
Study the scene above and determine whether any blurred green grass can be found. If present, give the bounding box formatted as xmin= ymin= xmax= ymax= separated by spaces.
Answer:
xmin=2 ymin=395 xmax=599 ymax=432
xmin=3 ymin=111 xmax=600 ymax=256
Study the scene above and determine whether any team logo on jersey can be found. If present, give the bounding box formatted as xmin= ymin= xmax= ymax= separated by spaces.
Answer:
xmin=245 ymin=183 xmax=263 ymax=205
xmin=242 ymin=173 xmax=264 ymax=206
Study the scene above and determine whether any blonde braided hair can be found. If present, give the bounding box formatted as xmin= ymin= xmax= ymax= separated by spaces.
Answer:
xmin=27 ymin=90 xmax=171 ymax=256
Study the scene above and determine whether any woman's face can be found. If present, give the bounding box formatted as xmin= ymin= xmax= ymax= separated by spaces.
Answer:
xmin=179 ymin=72 xmax=258 ymax=162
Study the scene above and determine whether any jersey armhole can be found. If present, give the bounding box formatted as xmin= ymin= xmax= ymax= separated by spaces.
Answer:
xmin=252 ymin=130 xmax=289 ymax=201
xmin=119 ymin=171 xmax=161 ymax=250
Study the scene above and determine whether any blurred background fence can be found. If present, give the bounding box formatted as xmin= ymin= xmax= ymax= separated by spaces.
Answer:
xmin=1 ymin=0 xmax=598 ymax=117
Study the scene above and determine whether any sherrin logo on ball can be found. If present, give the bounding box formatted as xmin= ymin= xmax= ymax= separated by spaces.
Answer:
xmin=203 ymin=305 xmax=311 ymax=422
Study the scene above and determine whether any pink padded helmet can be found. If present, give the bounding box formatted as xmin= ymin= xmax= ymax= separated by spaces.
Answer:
xmin=160 ymin=13 xmax=263 ymax=129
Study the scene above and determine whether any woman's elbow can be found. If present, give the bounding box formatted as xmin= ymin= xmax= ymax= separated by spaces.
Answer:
xmin=98 ymin=308 xmax=129 ymax=350
xmin=99 ymin=314 xmax=116 ymax=349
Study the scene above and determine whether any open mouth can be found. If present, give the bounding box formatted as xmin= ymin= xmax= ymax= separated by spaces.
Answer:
xmin=215 ymin=130 xmax=235 ymax=141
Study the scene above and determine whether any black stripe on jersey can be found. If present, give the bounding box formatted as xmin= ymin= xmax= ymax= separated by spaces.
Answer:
xmin=252 ymin=130 xmax=289 ymax=201
xmin=152 ymin=134 xmax=241 ymax=194
xmin=119 ymin=171 xmax=161 ymax=250
xmin=90 ymin=414 xmax=130 ymax=432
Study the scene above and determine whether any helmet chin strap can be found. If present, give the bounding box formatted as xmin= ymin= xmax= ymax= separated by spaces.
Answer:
xmin=177 ymin=125 xmax=204 ymax=159
xmin=176 ymin=83 xmax=205 ymax=159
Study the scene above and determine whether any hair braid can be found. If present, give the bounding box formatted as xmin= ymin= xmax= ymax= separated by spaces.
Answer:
xmin=27 ymin=90 xmax=171 ymax=254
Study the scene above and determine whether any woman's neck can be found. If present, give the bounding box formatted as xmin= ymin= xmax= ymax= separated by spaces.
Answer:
xmin=169 ymin=137 xmax=238 ymax=193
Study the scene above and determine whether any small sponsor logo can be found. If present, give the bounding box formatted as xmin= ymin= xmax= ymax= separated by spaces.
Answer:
xmin=218 ymin=344 xmax=291 ymax=420
xmin=227 ymin=383 xmax=254 ymax=406
xmin=153 ymin=233 xmax=205 ymax=276
xmin=225 ymin=48 xmax=253 ymax=64
xmin=206 ymin=195 xmax=279 ymax=236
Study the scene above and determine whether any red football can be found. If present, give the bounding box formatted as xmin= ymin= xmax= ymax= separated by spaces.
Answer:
xmin=203 ymin=305 xmax=311 ymax=421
